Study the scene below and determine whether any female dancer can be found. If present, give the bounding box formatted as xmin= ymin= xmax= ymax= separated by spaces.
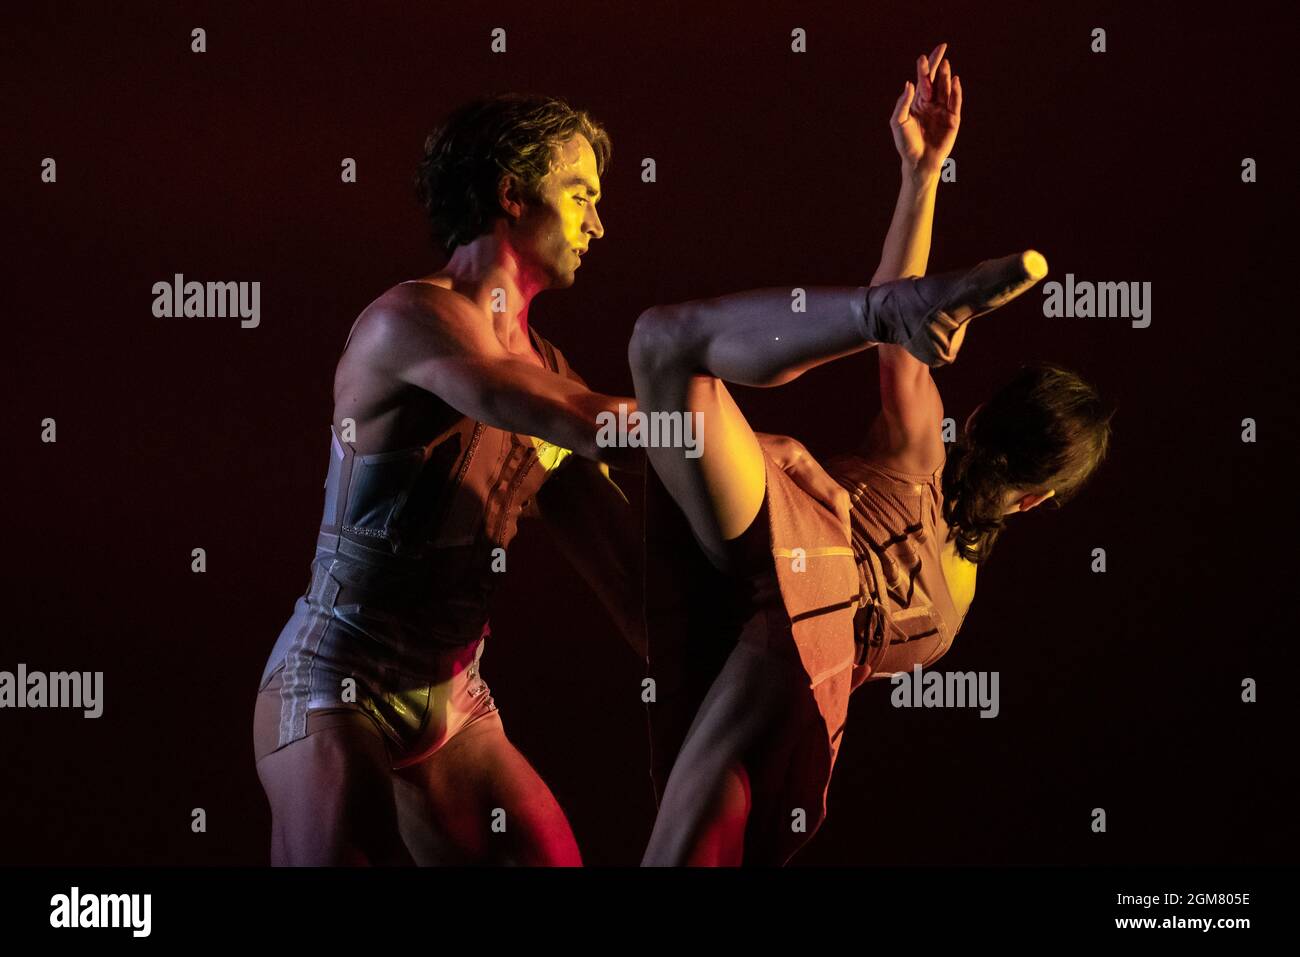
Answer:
xmin=633 ymin=45 xmax=1113 ymax=865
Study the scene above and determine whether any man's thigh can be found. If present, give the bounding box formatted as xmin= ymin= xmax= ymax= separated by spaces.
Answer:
xmin=255 ymin=712 xmax=414 ymax=866
xmin=392 ymin=714 xmax=582 ymax=866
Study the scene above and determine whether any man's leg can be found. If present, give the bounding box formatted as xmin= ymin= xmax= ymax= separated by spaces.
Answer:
xmin=392 ymin=714 xmax=582 ymax=865
xmin=254 ymin=708 xmax=416 ymax=866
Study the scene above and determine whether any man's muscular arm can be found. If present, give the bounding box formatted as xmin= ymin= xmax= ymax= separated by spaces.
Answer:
xmin=356 ymin=287 xmax=640 ymax=468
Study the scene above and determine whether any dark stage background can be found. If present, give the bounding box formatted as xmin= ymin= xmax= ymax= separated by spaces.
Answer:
xmin=6 ymin=1 xmax=1294 ymax=866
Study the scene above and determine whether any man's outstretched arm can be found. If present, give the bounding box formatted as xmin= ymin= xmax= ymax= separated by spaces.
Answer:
xmin=354 ymin=287 xmax=641 ymax=468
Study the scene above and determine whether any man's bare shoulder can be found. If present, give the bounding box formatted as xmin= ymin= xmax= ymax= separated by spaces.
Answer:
xmin=369 ymin=279 xmax=474 ymax=327
xmin=346 ymin=281 xmax=484 ymax=363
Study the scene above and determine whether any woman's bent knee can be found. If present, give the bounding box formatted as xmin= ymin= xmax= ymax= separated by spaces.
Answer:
xmin=629 ymin=306 xmax=698 ymax=379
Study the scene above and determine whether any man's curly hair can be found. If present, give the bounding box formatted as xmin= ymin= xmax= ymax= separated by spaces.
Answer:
xmin=414 ymin=93 xmax=612 ymax=256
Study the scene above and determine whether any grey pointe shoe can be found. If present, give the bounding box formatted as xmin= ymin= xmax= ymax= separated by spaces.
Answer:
xmin=857 ymin=251 xmax=1048 ymax=367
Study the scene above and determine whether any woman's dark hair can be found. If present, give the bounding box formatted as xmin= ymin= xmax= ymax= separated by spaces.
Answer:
xmin=414 ymin=93 xmax=612 ymax=256
xmin=943 ymin=362 xmax=1115 ymax=565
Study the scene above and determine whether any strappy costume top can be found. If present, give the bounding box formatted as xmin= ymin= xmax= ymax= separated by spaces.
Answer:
xmin=825 ymin=452 xmax=971 ymax=688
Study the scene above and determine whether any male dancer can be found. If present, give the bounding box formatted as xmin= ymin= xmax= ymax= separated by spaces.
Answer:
xmin=252 ymin=94 xmax=633 ymax=865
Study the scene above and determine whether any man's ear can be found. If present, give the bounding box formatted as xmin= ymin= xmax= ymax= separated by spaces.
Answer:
xmin=497 ymin=174 xmax=525 ymax=220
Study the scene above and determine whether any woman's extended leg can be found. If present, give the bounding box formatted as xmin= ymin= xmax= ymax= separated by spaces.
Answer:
xmin=627 ymin=251 xmax=1047 ymax=562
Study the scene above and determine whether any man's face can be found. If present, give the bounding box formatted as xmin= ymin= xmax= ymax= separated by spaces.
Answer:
xmin=512 ymin=134 xmax=604 ymax=289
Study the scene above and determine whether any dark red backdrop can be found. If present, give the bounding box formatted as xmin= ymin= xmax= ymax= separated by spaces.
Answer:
xmin=6 ymin=0 xmax=1294 ymax=865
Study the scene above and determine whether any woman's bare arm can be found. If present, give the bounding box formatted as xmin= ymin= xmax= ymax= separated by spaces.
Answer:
xmin=862 ymin=43 xmax=961 ymax=473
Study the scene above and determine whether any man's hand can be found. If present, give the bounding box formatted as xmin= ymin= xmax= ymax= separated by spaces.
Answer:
xmin=755 ymin=433 xmax=851 ymax=533
xmin=890 ymin=42 xmax=962 ymax=179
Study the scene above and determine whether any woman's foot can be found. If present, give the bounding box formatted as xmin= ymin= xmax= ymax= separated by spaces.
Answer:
xmin=860 ymin=250 xmax=1048 ymax=366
